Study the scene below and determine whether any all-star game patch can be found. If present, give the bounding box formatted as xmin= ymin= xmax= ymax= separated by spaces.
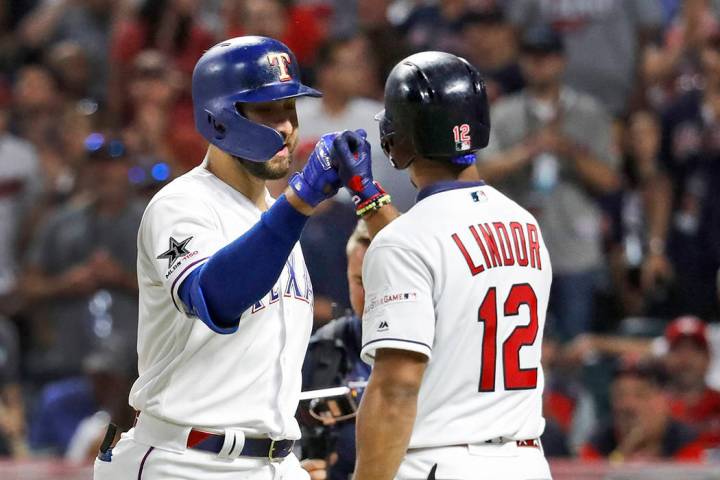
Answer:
xmin=157 ymin=236 xmax=193 ymax=269
xmin=364 ymin=291 xmax=419 ymax=314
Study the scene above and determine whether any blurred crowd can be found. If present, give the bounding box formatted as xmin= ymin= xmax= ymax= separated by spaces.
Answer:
xmin=0 ymin=0 xmax=720 ymax=468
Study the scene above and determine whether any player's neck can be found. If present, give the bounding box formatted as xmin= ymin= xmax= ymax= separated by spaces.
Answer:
xmin=409 ymin=158 xmax=479 ymax=191
xmin=206 ymin=147 xmax=268 ymax=210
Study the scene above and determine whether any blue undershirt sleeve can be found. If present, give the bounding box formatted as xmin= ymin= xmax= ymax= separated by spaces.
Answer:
xmin=178 ymin=194 xmax=309 ymax=334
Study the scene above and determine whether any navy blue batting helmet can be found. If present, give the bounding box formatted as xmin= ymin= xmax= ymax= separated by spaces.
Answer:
xmin=192 ymin=36 xmax=322 ymax=162
xmin=376 ymin=51 xmax=490 ymax=168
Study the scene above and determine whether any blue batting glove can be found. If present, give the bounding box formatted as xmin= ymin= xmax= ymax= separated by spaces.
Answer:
xmin=331 ymin=129 xmax=382 ymax=205
xmin=288 ymin=133 xmax=343 ymax=208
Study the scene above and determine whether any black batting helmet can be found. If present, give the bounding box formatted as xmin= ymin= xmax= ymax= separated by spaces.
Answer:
xmin=376 ymin=51 xmax=490 ymax=169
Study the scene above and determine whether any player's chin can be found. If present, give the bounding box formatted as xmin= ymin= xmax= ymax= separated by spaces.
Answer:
xmin=241 ymin=154 xmax=290 ymax=180
xmin=263 ymin=152 xmax=292 ymax=179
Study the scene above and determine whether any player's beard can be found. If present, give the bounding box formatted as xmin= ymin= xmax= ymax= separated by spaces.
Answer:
xmin=234 ymin=135 xmax=297 ymax=180
xmin=236 ymin=153 xmax=292 ymax=180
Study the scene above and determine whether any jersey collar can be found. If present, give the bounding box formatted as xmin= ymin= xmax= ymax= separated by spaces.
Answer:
xmin=416 ymin=180 xmax=486 ymax=203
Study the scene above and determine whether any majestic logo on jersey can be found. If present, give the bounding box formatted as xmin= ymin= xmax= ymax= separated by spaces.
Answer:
xmin=267 ymin=53 xmax=292 ymax=82
xmin=157 ymin=236 xmax=193 ymax=268
xmin=377 ymin=320 xmax=390 ymax=332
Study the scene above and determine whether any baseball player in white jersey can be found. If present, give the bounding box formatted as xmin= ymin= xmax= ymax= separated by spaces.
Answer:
xmin=329 ymin=52 xmax=554 ymax=479
xmin=93 ymin=36 xmax=359 ymax=480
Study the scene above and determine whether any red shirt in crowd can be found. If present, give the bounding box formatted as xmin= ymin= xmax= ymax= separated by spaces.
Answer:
xmin=226 ymin=5 xmax=327 ymax=66
xmin=669 ymin=388 xmax=720 ymax=446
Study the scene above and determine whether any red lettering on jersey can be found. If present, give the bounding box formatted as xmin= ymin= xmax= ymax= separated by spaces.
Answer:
xmin=527 ymin=223 xmax=542 ymax=270
xmin=469 ymin=225 xmax=492 ymax=268
xmin=478 ymin=223 xmax=502 ymax=268
xmin=452 ymin=233 xmax=485 ymax=276
xmin=493 ymin=222 xmax=515 ymax=266
xmin=267 ymin=53 xmax=292 ymax=82
xmin=510 ymin=222 xmax=529 ymax=267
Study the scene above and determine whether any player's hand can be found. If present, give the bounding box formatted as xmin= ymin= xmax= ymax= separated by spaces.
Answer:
xmin=288 ymin=133 xmax=342 ymax=208
xmin=330 ymin=129 xmax=382 ymax=205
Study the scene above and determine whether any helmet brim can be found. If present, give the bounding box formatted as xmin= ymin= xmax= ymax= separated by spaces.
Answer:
xmin=231 ymin=82 xmax=322 ymax=104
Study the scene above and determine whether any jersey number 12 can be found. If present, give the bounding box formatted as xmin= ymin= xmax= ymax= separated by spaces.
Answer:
xmin=478 ymin=283 xmax=539 ymax=392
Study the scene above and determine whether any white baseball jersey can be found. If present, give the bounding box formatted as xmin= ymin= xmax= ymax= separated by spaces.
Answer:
xmin=361 ymin=181 xmax=552 ymax=448
xmin=130 ymin=158 xmax=314 ymax=439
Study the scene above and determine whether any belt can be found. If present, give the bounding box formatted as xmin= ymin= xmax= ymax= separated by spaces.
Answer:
xmin=132 ymin=412 xmax=294 ymax=460
xmin=186 ymin=429 xmax=295 ymax=460
xmin=409 ymin=438 xmax=541 ymax=452
xmin=484 ymin=438 xmax=541 ymax=449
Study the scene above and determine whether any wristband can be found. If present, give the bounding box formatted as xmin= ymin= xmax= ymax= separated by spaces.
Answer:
xmin=355 ymin=183 xmax=392 ymax=217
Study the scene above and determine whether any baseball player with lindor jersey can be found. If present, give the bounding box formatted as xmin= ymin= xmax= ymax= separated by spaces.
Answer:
xmin=329 ymin=52 xmax=554 ymax=480
xmin=93 ymin=36 xmax=363 ymax=480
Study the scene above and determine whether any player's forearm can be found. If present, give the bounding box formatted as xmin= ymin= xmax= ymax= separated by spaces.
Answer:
xmin=362 ymin=204 xmax=400 ymax=239
xmin=354 ymin=379 xmax=419 ymax=480
xmin=285 ymin=188 xmax=316 ymax=216
xmin=180 ymin=194 xmax=309 ymax=331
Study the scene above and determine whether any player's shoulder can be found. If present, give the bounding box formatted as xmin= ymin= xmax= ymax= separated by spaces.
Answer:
xmin=484 ymin=184 xmax=540 ymax=222
xmin=139 ymin=166 xmax=220 ymax=228
xmin=145 ymin=166 xmax=216 ymax=210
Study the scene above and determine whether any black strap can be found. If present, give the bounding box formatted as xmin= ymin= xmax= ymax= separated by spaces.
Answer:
xmin=191 ymin=434 xmax=294 ymax=459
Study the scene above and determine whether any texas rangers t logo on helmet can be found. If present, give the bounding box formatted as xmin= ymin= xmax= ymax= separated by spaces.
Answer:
xmin=267 ymin=53 xmax=292 ymax=82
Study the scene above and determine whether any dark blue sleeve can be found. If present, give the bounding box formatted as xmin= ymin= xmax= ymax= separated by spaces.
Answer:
xmin=178 ymin=194 xmax=309 ymax=334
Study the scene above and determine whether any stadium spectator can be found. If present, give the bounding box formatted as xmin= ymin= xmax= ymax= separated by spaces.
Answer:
xmin=108 ymin=0 xmax=215 ymax=125
xmin=459 ymin=8 xmax=525 ymax=103
xmin=11 ymin=64 xmax=65 ymax=149
xmin=656 ymin=31 xmax=720 ymax=319
xmin=541 ymin=336 xmax=596 ymax=456
xmin=0 ymin=316 xmax=27 ymax=458
xmin=508 ymin=0 xmax=663 ymax=118
xmin=664 ymin=316 xmax=720 ymax=446
xmin=642 ymin=0 xmax=720 ymax=111
xmin=606 ymin=110 xmax=672 ymax=318
xmin=28 ymin=341 xmax=135 ymax=457
xmin=0 ymin=85 xmax=41 ymax=312
xmin=297 ymin=36 xmax=415 ymax=212
xmin=477 ymin=26 xmax=620 ymax=341
xmin=44 ymin=41 xmax=98 ymax=105
xmin=18 ymin=0 xmax=120 ymax=100
xmin=19 ymin=138 xmax=143 ymax=382
xmin=400 ymin=0 xmax=468 ymax=53
xmin=121 ymin=50 xmax=202 ymax=175
xmin=353 ymin=0 xmax=412 ymax=85
xmin=223 ymin=0 xmax=326 ymax=68
xmin=580 ymin=360 xmax=705 ymax=462
xmin=302 ymin=220 xmax=371 ymax=480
